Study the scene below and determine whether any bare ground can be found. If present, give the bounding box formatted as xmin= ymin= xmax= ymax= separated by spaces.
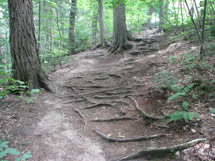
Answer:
xmin=1 ymin=30 xmax=215 ymax=161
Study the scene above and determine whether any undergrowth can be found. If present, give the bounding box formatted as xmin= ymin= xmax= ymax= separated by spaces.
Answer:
xmin=153 ymin=51 xmax=215 ymax=123
xmin=0 ymin=64 xmax=40 ymax=103
xmin=0 ymin=136 xmax=32 ymax=161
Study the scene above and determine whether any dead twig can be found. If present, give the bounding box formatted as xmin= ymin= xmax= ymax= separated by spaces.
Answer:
xmin=94 ymin=130 xmax=168 ymax=142
xmin=111 ymin=138 xmax=206 ymax=161
xmin=91 ymin=117 xmax=137 ymax=122
xmin=127 ymin=96 xmax=165 ymax=120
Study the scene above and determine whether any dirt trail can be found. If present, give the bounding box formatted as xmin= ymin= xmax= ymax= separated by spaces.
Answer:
xmin=31 ymin=51 xmax=106 ymax=161
xmin=1 ymin=30 xmax=212 ymax=161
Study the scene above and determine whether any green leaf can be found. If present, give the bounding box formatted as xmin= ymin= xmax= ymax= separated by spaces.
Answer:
xmin=31 ymin=89 xmax=40 ymax=95
xmin=0 ymin=141 xmax=9 ymax=148
xmin=182 ymin=101 xmax=189 ymax=110
xmin=210 ymin=109 xmax=215 ymax=114
xmin=169 ymin=111 xmax=199 ymax=123
xmin=21 ymin=151 xmax=33 ymax=161
xmin=15 ymin=158 xmax=21 ymax=161
xmin=6 ymin=148 xmax=20 ymax=155
xmin=0 ymin=150 xmax=8 ymax=159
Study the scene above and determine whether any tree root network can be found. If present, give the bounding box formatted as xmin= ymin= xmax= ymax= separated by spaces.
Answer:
xmin=111 ymin=138 xmax=206 ymax=161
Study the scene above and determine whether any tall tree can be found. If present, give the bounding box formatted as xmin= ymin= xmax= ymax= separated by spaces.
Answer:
xmin=69 ymin=0 xmax=77 ymax=55
xmin=157 ymin=0 xmax=165 ymax=32
xmin=92 ymin=6 xmax=98 ymax=44
xmin=98 ymin=0 xmax=106 ymax=46
xmin=147 ymin=6 xmax=153 ymax=29
xmin=109 ymin=1 xmax=133 ymax=54
xmin=38 ymin=0 xmax=41 ymax=54
xmin=8 ymin=0 xmax=50 ymax=90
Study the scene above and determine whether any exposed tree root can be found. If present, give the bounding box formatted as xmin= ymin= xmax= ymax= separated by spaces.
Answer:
xmin=108 ymin=74 xmax=121 ymax=78
xmin=74 ymin=108 xmax=87 ymax=131
xmin=74 ymin=108 xmax=84 ymax=118
xmin=64 ymin=85 xmax=107 ymax=89
xmin=111 ymin=100 xmax=131 ymax=107
xmin=93 ymin=95 xmax=121 ymax=99
xmin=94 ymin=130 xmax=168 ymax=143
xmin=94 ymin=77 xmax=109 ymax=80
xmin=68 ymin=87 xmax=132 ymax=98
xmin=91 ymin=117 xmax=137 ymax=122
xmin=83 ymin=103 xmax=115 ymax=109
xmin=111 ymin=138 xmax=206 ymax=161
xmin=127 ymin=96 xmax=165 ymax=120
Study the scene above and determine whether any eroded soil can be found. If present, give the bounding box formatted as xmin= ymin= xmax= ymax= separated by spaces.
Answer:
xmin=1 ymin=30 xmax=215 ymax=161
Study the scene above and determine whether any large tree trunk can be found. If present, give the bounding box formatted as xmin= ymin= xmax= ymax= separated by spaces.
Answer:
xmin=98 ymin=0 xmax=106 ymax=47
xmin=69 ymin=0 xmax=77 ymax=55
xmin=8 ymin=0 xmax=50 ymax=90
xmin=157 ymin=0 xmax=165 ymax=33
xmin=109 ymin=2 xmax=133 ymax=54
xmin=147 ymin=6 xmax=153 ymax=29
xmin=38 ymin=0 xmax=41 ymax=54
xmin=92 ymin=7 xmax=98 ymax=44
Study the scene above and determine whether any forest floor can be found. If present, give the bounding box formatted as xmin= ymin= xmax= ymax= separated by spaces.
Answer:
xmin=1 ymin=29 xmax=215 ymax=161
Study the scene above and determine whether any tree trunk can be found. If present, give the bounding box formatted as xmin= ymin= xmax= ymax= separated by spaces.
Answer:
xmin=109 ymin=2 xmax=133 ymax=54
xmin=92 ymin=7 xmax=98 ymax=44
xmin=8 ymin=0 xmax=50 ymax=90
xmin=98 ymin=0 xmax=106 ymax=47
xmin=38 ymin=0 xmax=41 ymax=54
xmin=147 ymin=6 xmax=153 ymax=29
xmin=157 ymin=0 xmax=165 ymax=32
xmin=164 ymin=0 xmax=170 ymax=20
xmin=69 ymin=0 xmax=77 ymax=55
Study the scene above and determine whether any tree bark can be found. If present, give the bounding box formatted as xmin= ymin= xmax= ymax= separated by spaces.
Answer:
xmin=98 ymin=0 xmax=106 ymax=47
xmin=8 ymin=0 xmax=50 ymax=90
xmin=38 ymin=0 xmax=41 ymax=54
xmin=157 ymin=0 xmax=165 ymax=33
xmin=109 ymin=2 xmax=133 ymax=54
xmin=92 ymin=7 xmax=98 ymax=44
xmin=69 ymin=0 xmax=77 ymax=55
xmin=147 ymin=6 xmax=153 ymax=29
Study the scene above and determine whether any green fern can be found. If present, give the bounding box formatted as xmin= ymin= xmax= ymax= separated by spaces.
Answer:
xmin=168 ymin=83 xmax=196 ymax=101
xmin=169 ymin=111 xmax=199 ymax=123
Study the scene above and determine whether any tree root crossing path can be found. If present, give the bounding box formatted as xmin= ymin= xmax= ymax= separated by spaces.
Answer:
xmin=1 ymin=30 xmax=207 ymax=161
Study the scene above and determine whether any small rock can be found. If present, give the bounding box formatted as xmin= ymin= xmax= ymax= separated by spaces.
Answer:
xmin=191 ymin=128 xmax=196 ymax=133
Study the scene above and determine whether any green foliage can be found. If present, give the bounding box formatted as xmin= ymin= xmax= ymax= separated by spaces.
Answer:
xmin=210 ymin=109 xmax=215 ymax=114
xmin=168 ymin=83 xmax=196 ymax=101
xmin=153 ymin=71 xmax=178 ymax=89
xmin=182 ymin=101 xmax=189 ymax=110
xmin=168 ymin=111 xmax=199 ymax=123
xmin=0 ymin=137 xmax=32 ymax=161
xmin=168 ymin=56 xmax=178 ymax=63
xmin=25 ymin=89 xmax=41 ymax=104
xmin=0 ymin=64 xmax=29 ymax=99
xmin=0 ymin=64 xmax=40 ymax=103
